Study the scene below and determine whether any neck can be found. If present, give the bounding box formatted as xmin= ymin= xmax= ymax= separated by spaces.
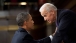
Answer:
xmin=21 ymin=26 xmax=30 ymax=34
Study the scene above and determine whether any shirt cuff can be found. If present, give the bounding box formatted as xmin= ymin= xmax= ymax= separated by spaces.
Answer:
xmin=49 ymin=35 xmax=53 ymax=41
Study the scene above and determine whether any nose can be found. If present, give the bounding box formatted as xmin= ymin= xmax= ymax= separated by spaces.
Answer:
xmin=44 ymin=17 xmax=47 ymax=21
xmin=32 ymin=20 xmax=34 ymax=23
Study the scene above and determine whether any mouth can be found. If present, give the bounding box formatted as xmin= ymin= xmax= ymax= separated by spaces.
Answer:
xmin=47 ymin=20 xmax=51 ymax=23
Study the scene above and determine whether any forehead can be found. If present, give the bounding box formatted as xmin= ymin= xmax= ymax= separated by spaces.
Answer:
xmin=29 ymin=14 xmax=32 ymax=19
xmin=41 ymin=10 xmax=47 ymax=16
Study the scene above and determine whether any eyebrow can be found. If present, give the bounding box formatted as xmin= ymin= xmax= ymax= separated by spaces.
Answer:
xmin=44 ymin=15 xmax=47 ymax=17
xmin=41 ymin=12 xmax=47 ymax=17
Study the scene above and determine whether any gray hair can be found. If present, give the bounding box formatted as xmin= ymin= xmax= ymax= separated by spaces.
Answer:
xmin=16 ymin=12 xmax=29 ymax=26
xmin=39 ymin=3 xmax=57 ymax=12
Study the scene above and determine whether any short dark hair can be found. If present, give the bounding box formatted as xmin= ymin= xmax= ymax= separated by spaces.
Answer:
xmin=16 ymin=12 xmax=29 ymax=26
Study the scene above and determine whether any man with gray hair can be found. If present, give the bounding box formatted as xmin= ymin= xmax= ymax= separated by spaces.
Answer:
xmin=11 ymin=12 xmax=52 ymax=43
xmin=39 ymin=3 xmax=76 ymax=43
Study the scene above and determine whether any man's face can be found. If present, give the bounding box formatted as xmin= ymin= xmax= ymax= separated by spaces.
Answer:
xmin=40 ymin=10 xmax=56 ymax=24
xmin=26 ymin=14 xmax=34 ymax=30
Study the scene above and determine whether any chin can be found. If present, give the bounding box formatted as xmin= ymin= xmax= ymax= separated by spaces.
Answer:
xmin=49 ymin=22 xmax=51 ymax=24
xmin=31 ymin=27 xmax=34 ymax=29
xmin=48 ymin=21 xmax=51 ymax=23
xmin=48 ymin=21 xmax=53 ymax=24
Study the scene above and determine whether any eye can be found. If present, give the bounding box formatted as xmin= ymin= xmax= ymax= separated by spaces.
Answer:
xmin=43 ymin=12 xmax=48 ymax=17
xmin=44 ymin=15 xmax=46 ymax=17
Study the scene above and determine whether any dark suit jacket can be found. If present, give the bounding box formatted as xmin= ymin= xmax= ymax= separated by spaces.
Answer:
xmin=11 ymin=28 xmax=51 ymax=43
xmin=51 ymin=9 xmax=76 ymax=43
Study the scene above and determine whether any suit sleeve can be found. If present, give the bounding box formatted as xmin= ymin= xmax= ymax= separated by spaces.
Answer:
xmin=36 ymin=37 xmax=51 ymax=43
xmin=23 ymin=33 xmax=51 ymax=43
xmin=24 ymin=37 xmax=51 ymax=43
xmin=51 ymin=11 xmax=74 ymax=43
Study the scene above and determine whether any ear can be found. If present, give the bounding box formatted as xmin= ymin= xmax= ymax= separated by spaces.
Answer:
xmin=23 ymin=21 xmax=27 ymax=26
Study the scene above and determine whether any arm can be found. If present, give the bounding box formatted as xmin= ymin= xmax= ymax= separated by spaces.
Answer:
xmin=23 ymin=34 xmax=51 ymax=43
xmin=53 ymin=27 xmax=64 ymax=43
xmin=24 ymin=37 xmax=51 ymax=43
xmin=36 ymin=37 xmax=51 ymax=43
xmin=51 ymin=11 xmax=73 ymax=43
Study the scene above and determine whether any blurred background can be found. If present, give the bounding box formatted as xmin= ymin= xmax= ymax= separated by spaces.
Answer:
xmin=0 ymin=0 xmax=76 ymax=43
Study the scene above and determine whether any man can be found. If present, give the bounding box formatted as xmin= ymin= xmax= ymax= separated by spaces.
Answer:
xmin=11 ymin=12 xmax=52 ymax=43
xmin=39 ymin=3 xmax=76 ymax=43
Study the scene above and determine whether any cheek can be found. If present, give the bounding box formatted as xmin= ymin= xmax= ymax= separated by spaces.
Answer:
xmin=30 ymin=22 xmax=33 ymax=26
xmin=48 ymin=15 xmax=54 ymax=20
xmin=48 ymin=15 xmax=52 ymax=19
